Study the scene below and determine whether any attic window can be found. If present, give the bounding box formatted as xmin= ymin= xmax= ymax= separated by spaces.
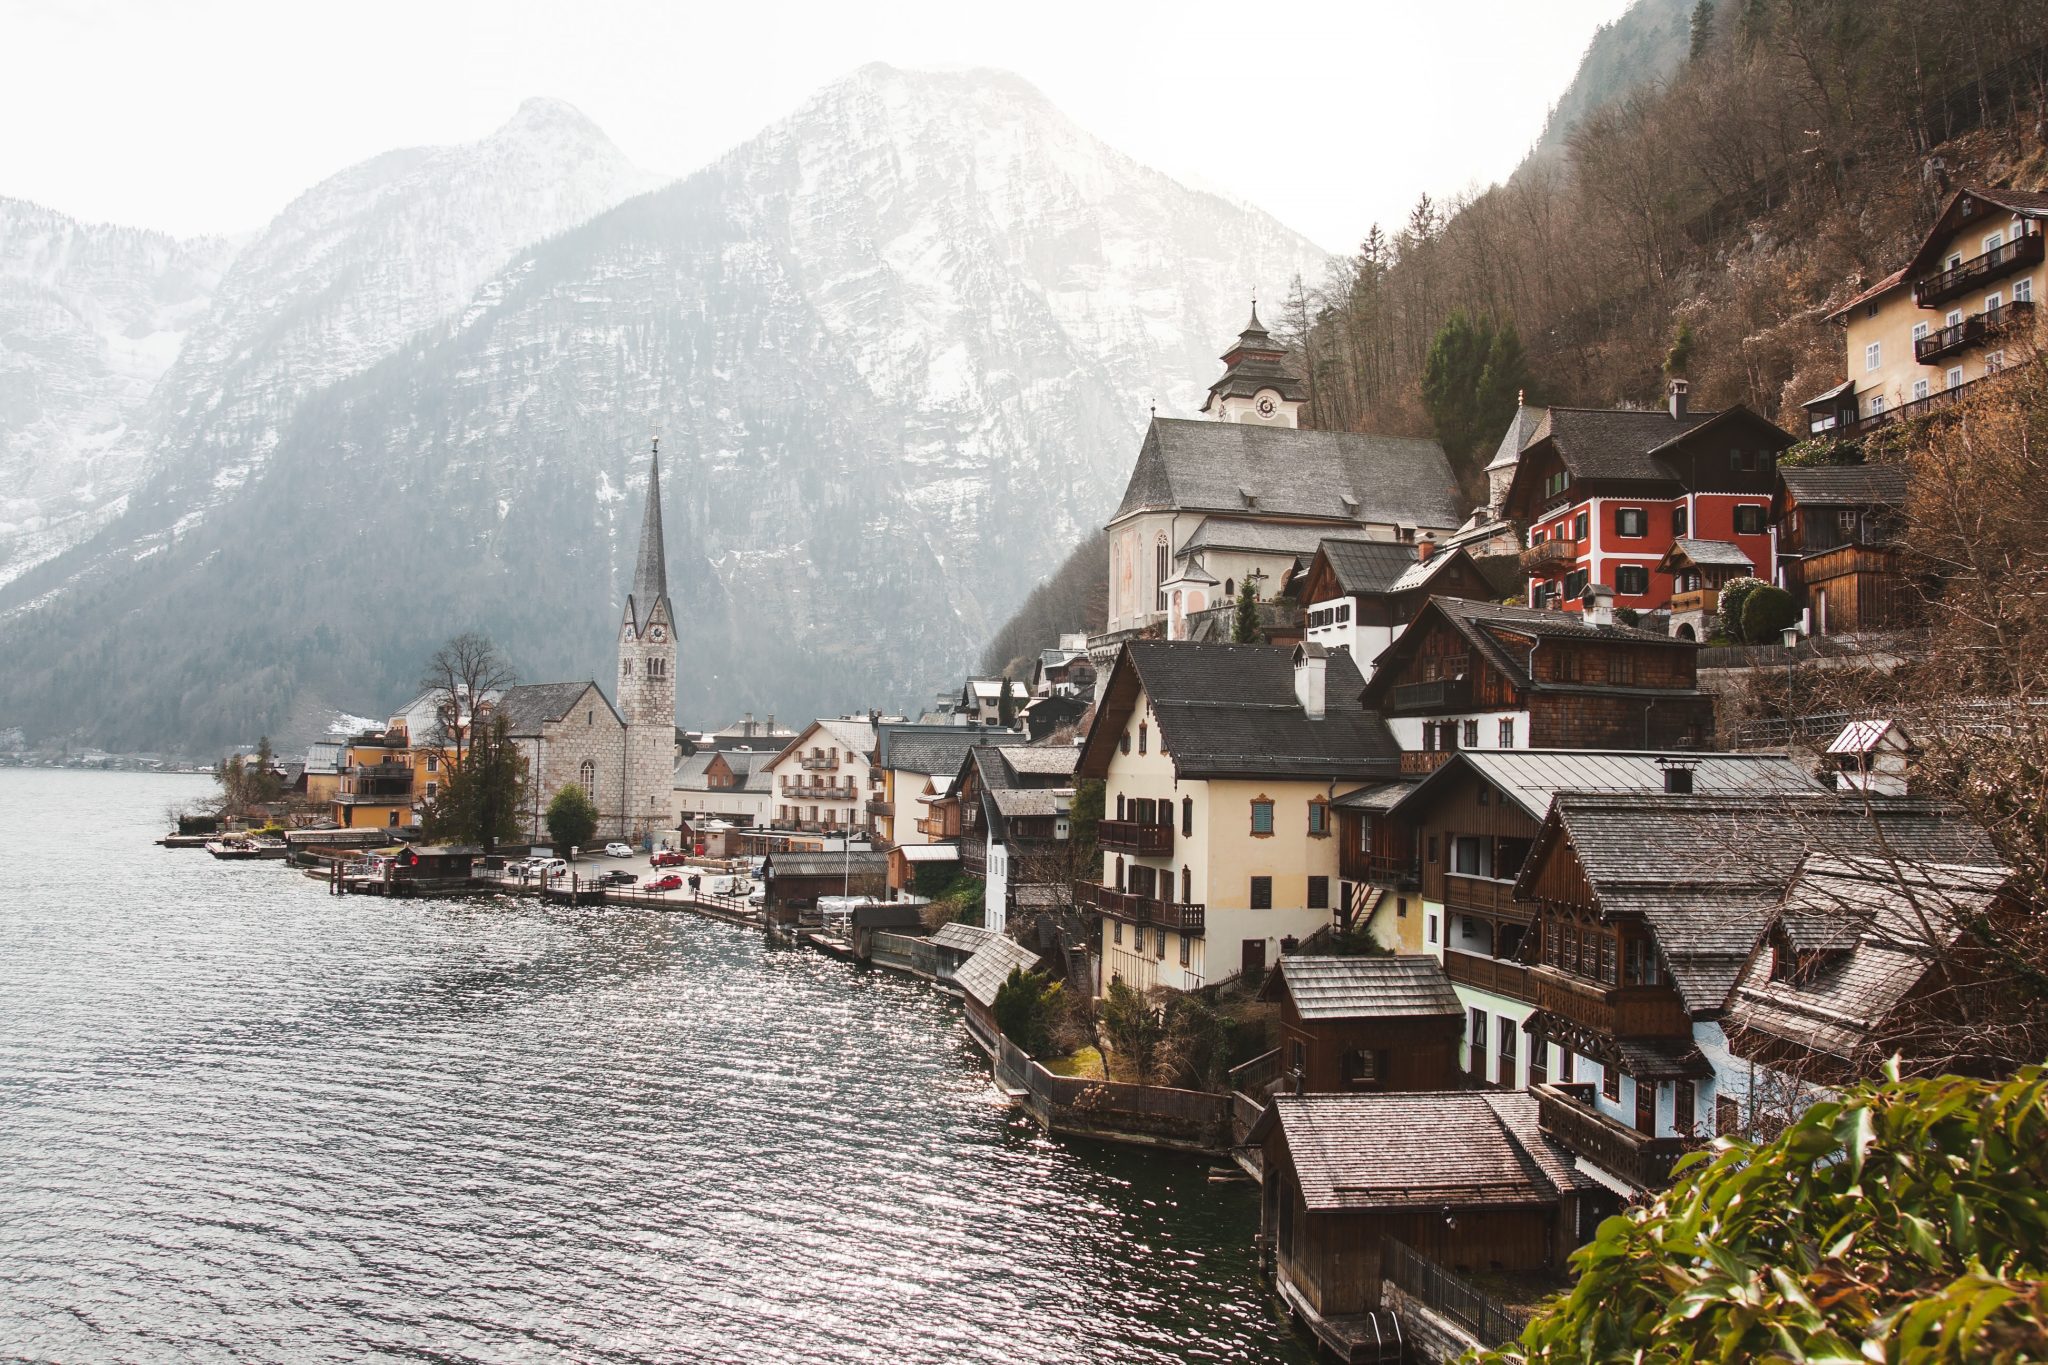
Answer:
xmin=1341 ymin=494 xmax=1360 ymax=514
xmin=1239 ymin=487 xmax=1259 ymax=509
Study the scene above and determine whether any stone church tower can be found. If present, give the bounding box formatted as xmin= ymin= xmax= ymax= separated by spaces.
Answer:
xmin=618 ymin=446 xmax=676 ymax=842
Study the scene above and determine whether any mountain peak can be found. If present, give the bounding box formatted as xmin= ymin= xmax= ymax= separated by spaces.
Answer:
xmin=499 ymin=95 xmax=608 ymax=142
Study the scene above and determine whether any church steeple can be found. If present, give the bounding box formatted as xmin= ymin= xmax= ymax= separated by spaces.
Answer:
xmin=1200 ymin=299 xmax=1308 ymax=427
xmin=626 ymin=442 xmax=671 ymax=636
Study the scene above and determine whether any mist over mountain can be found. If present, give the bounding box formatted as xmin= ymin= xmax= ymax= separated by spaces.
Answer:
xmin=0 ymin=66 xmax=1326 ymax=752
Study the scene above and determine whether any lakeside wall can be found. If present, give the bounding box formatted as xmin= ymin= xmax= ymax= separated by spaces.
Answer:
xmin=965 ymin=1011 xmax=1231 ymax=1153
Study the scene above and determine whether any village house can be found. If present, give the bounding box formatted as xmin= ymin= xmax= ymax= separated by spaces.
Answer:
xmin=1019 ymin=693 xmax=1088 ymax=742
xmin=672 ymin=747 xmax=774 ymax=831
xmin=1377 ymin=750 xmax=1820 ymax=1092
xmin=1251 ymin=1091 xmax=1597 ymax=1344
xmin=333 ymin=723 xmax=415 ymax=830
xmin=1096 ymin=309 xmax=1463 ymax=658
xmin=764 ymin=717 xmax=878 ymax=833
xmin=1357 ymin=596 xmax=1716 ymax=773
xmin=947 ymin=743 xmax=1080 ymax=935
xmin=1029 ymin=635 xmax=1096 ymax=698
xmin=692 ymin=713 xmax=797 ymax=751
xmin=1772 ymin=464 xmax=1915 ymax=635
xmin=759 ymin=849 xmax=890 ymax=926
xmin=1511 ymin=788 xmax=1995 ymax=1193
xmin=1803 ymin=185 xmax=2047 ymax=436
xmin=1655 ymin=538 xmax=1755 ymax=642
xmin=872 ymin=723 xmax=1022 ymax=848
xmin=950 ymin=678 xmax=1030 ymax=727
xmin=1499 ymin=385 xmax=1794 ymax=616
xmin=1255 ymin=954 xmax=1466 ymax=1093
xmin=299 ymin=741 xmax=345 ymax=807
xmin=1295 ymin=534 xmax=1497 ymax=676
xmin=1077 ymin=640 xmax=1402 ymax=994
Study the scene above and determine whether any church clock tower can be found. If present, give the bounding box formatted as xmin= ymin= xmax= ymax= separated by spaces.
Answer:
xmin=1198 ymin=303 xmax=1308 ymax=427
xmin=619 ymin=442 xmax=677 ymax=843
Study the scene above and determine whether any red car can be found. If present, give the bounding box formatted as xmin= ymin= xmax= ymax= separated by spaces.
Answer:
xmin=651 ymin=850 xmax=691 ymax=868
xmin=646 ymin=873 xmax=683 ymax=892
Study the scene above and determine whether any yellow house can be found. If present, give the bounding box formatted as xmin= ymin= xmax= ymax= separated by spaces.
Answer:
xmin=1076 ymin=640 xmax=1403 ymax=994
xmin=332 ymin=722 xmax=415 ymax=830
xmin=1806 ymin=185 xmax=2047 ymax=436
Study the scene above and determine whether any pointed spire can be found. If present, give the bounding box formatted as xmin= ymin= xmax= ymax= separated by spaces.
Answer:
xmin=628 ymin=438 xmax=670 ymax=633
xmin=1247 ymin=297 xmax=1263 ymax=333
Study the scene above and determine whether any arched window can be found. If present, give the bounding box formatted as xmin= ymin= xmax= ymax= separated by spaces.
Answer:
xmin=1224 ymin=578 xmax=1235 ymax=599
xmin=579 ymin=759 xmax=595 ymax=796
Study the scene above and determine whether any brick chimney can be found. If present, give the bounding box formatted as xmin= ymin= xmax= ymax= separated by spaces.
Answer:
xmin=1415 ymin=530 xmax=1436 ymax=563
xmin=1668 ymin=378 xmax=1689 ymax=420
xmin=1292 ymin=642 xmax=1328 ymax=720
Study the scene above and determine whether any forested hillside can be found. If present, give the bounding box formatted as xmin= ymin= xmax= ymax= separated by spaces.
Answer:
xmin=984 ymin=0 xmax=2048 ymax=672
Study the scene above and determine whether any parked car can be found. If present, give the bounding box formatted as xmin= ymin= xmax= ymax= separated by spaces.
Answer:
xmin=651 ymin=850 xmax=691 ymax=868
xmin=595 ymin=870 xmax=638 ymax=887
xmin=535 ymin=858 xmax=569 ymax=876
xmin=747 ymin=883 xmax=766 ymax=907
xmin=646 ymin=873 xmax=683 ymax=893
xmin=604 ymin=841 xmax=634 ymax=858
xmin=502 ymin=859 xmax=531 ymax=876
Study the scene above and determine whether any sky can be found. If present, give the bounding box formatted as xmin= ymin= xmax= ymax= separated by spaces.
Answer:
xmin=2 ymin=0 xmax=1635 ymax=253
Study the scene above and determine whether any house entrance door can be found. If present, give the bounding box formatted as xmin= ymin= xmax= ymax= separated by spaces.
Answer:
xmin=1241 ymin=938 xmax=1266 ymax=983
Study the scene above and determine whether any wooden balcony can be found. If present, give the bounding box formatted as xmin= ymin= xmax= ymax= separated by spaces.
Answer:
xmin=1391 ymin=676 xmax=1473 ymax=713
xmin=865 ymin=797 xmax=893 ymax=816
xmin=1443 ymin=873 xmax=1525 ymax=917
xmin=1669 ymin=588 xmax=1719 ymax=616
xmin=1532 ymin=1083 xmax=1690 ymax=1190
xmin=1529 ymin=964 xmax=1691 ymax=1037
xmin=1098 ymin=819 xmax=1173 ymax=855
xmin=1400 ymin=751 xmax=1453 ymax=775
xmin=798 ymin=753 xmax=840 ymax=771
xmin=1916 ymin=300 xmax=2034 ymax=363
xmin=1445 ymin=949 xmax=1533 ymax=1001
xmin=1071 ymin=880 xmax=1205 ymax=933
xmin=1519 ymin=538 xmax=1579 ymax=573
xmin=960 ymin=843 xmax=987 ymax=877
xmin=1914 ymin=230 xmax=2044 ymax=307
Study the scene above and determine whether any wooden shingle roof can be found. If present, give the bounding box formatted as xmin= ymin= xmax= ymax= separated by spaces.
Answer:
xmin=954 ymin=938 xmax=1042 ymax=1008
xmin=1264 ymin=954 xmax=1463 ymax=1021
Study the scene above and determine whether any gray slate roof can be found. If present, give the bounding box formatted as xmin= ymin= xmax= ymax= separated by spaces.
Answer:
xmin=493 ymin=681 xmax=616 ymax=736
xmin=1112 ymin=417 xmax=1462 ymax=530
xmin=625 ymin=450 xmax=671 ymax=635
xmin=1538 ymin=406 xmax=1722 ymax=484
xmin=1113 ymin=641 xmax=1402 ymax=780
xmin=1332 ymin=779 xmax=1418 ymax=812
xmin=878 ymin=724 xmax=1022 ymax=775
xmin=1485 ymin=404 xmax=1547 ymax=473
xmin=990 ymin=787 xmax=1066 ymax=817
xmin=1271 ymin=954 xmax=1462 ymax=1021
xmin=955 ymin=937 xmax=1043 ymax=1008
xmin=763 ymin=851 xmax=890 ymax=879
xmin=1178 ymin=518 xmax=1337 ymax=558
xmin=931 ymin=922 xmax=1000 ymax=956
xmin=996 ymin=747 xmax=1082 ymax=778
xmin=1778 ymin=464 xmax=1911 ymax=508
xmin=1365 ymin=598 xmax=1699 ymax=705
xmin=1259 ymin=1092 xmax=1588 ymax=1211
xmin=1523 ymin=793 xmax=1998 ymax=1014
xmin=1392 ymin=749 xmax=1821 ymax=822
xmin=1667 ymin=537 xmax=1755 ymax=570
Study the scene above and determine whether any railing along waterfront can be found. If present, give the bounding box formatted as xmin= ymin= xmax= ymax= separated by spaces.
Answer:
xmin=1380 ymin=1238 xmax=1530 ymax=1348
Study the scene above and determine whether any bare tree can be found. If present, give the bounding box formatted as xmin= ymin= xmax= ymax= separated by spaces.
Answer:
xmin=418 ymin=632 xmax=517 ymax=768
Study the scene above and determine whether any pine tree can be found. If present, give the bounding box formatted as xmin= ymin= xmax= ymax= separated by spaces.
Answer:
xmin=997 ymin=672 xmax=1018 ymax=728
xmin=1688 ymin=0 xmax=1714 ymax=61
xmin=1422 ymin=310 xmax=1528 ymax=473
xmin=1232 ymin=578 xmax=1260 ymax=644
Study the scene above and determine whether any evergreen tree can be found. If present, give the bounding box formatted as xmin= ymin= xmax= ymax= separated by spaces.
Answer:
xmin=997 ymin=672 xmax=1018 ymax=728
xmin=1232 ymin=578 xmax=1260 ymax=644
xmin=1688 ymin=0 xmax=1714 ymax=60
xmin=544 ymin=783 xmax=599 ymax=859
xmin=418 ymin=714 xmax=527 ymax=853
xmin=1422 ymin=309 xmax=1528 ymax=474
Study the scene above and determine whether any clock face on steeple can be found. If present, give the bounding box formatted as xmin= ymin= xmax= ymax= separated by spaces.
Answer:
xmin=649 ymin=626 xmax=666 ymax=642
xmin=1256 ymin=396 xmax=1277 ymax=418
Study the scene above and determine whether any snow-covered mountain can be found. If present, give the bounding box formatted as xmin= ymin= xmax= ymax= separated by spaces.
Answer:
xmin=0 ymin=96 xmax=657 ymax=588
xmin=0 ymin=66 xmax=1329 ymax=751
xmin=0 ymin=200 xmax=237 ymax=581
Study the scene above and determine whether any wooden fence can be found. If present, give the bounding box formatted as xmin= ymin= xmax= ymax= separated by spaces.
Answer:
xmin=869 ymin=931 xmax=938 ymax=980
xmin=985 ymin=1031 xmax=1231 ymax=1153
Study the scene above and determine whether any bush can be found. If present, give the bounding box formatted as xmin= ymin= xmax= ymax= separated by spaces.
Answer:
xmin=1715 ymin=576 xmax=1767 ymax=640
xmin=992 ymin=967 xmax=1063 ymax=1058
xmin=544 ymin=783 xmax=599 ymax=857
xmin=1740 ymin=583 xmax=1798 ymax=644
xmin=1098 ymin=978 xmax=1166 ymax=1081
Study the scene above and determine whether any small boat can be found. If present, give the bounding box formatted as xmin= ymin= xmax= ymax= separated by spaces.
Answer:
xmin=205 ymin=837 xmax=266 ymax=860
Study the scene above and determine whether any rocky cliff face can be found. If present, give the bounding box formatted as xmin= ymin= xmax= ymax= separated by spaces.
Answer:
xmin=0 ymin=68 xmax=1326 ymax=751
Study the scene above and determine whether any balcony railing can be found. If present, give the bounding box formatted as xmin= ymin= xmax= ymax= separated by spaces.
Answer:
xmin=1916 ymin=300 xmax=2034 ymax=363
xmin=865 ymin=798 xmax=893 ymax=816
xmin=1529 ymin=964 xmax=1692 ymax=1037
xmin=337 ymin=785 xmax=411 ymax=804
xmin=1519 ymin=538 xmax=1580 ymax=573
xmin=1098 ymin=819 xmax=1173 ymax=855
xmin=1072 ymin=880 xmax=1206 ymax=933
xmin=1669 ymin=588 xmax=1719 ymax=616
xmin=1445 ymin=949 xmax=1534 ymax=1001
xmin=785 ymin=782 xmax=856 ymax=801
xmin=1443 ymin=874 xmax=1527 ymax=918
xmin=1391 ymin=676 xmax=1473 ymax=713
xmin=1533 ymin=1082 xmax=1690 ymax=1190
xmin=1400 ymin=750 xmax=1453 ymax=775
xmin=1914 ymin=230 xmax=2044 ymax=307
xmin=349 ymin=762 xmax=412 ymax=778
xmin=798 ymin=753 xmax=839 ymax=771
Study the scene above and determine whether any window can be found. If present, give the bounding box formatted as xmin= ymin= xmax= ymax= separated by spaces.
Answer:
xmin=1178 ymin=933 xmax=1190 ymax=966
xmin=1181 ymin=797 xmax=1193 ymax=837
xmin=1498 ymin=1017 xmax=1518 ymax=1082
xmin=1988 ymin=290 xmax=2004 ymax=315
xmin=1137 ymin=723 xmax=1147 ymax=755
xmin=1911 ymin=320 xmax=1929 ymax=345
xmin=1498 ymin=717 xmax=1515 ymax=747
xmin=579 ymin=759 xmax=596 ymax=796
xmin=1307 ymin=876 xmax=1329 ymax=910
xmin=388 ymin=810 xmax=400 ymax=827
xmin=1733 ymin=505 xmax=1766 ymax=536
xmin=1249 ymin=876 xmax=1273 ymax=910
xmin=1947 ymin=366 xmax=1965 ymax=390
xmin=1154 ymin=539 xmax=1169 ymax=611
xmin=1181 ymin=866 xmax=1192 ymax=901
xmin=425 ymin=782 xmax=437 ymax=799
xmin=1614 ymin=507 xmax=1646 ymax=538
xmin=1223 ymin=578 xmax=1234 ymax=599
xmin=1671 ymin=504 xmax=1688 ymax=537
xmin=1612 ymin=653 xmax=1634 ymax=684
xmin=1113 ymin=919 xmax=1123 ymax=945
xmin=1837 ymin=510 xmax=1859 ymax=536
xmin=1469 ymin=1008 xmax=1488 ymax=1078
xmin=1988 ymin=350 xmax=2007 ymax=374
xmin=1674 ymin=1080 xmax=1696 ymax=1135
xmin=1250 ymin=798 xmax=1274 ymax=836
xmin=1396 ymin=897 xmax=1408 ymax=918
xmin=1912 ymin=378 xmax=1930 ymax=401
xmin=1462 ymin=719 xmax=1478 ymax=747
xmin=1426 ymin=913 xmax=1438 ymax=945
xmin=1602 ymin=1065 xmax=1620 ymax=1102
xmin=1986 ymin=229 xmax=2005 ymax=253
xmin=1868 ymin=394 xmax=1886 ymax=417
xmin=1156 ymin=927 xmax=1167 ymax=960
xmin=1119 ymin=732 xmax=1130 ymax=755
xmin=2017 ymin=277 xmax=2034 ymax=304
xmin=1572 ymin=511 xmax=1589 ymax=542
xmin=1477 ymin=785 xmax=1490 ymax=806
xmin=1616 ymin=564 xmax=1649 ymax=596
xmin=1307 ymin=800 xmax=1329 ymax=837
xmin=1451 ymin=836 xmax=1490 ymax=877
xmin=1864 ymin=341 xmax=1881 ymax=371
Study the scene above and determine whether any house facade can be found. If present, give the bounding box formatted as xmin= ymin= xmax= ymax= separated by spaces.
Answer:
xmin=1256 ymin=955 xmax=1466 ymax=1093
xmin=333 ymin=724 xmax=415 ymax=830
xmin=1804 ymin=186 xmax=2047 ymax=436
xmin=1296 ymin=535 xmax=1496 ymax=674
xmin=766 ymin=718 xmax=879 ymax=833
xmin=950 ymin=744 xmax=1079 ymax=935
xmin=873 ymin=724 xmax=1022 ymax=847
xmin=1077 ymin=641 xmax=1402 ymax=994
xmin=1500 ymin=386 xmax=1793 ymax=616
xmin=1772 ymin=464 xmax=1915 ymax=635
xmin=672 ymin=748 xmax=774 ymax=830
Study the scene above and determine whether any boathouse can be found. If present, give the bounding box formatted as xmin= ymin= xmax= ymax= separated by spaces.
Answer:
xmin=955 ymin=937 xmax=1043 ymax=1052
xmin=1256 ymin=955 xmax=1466 ymax=1093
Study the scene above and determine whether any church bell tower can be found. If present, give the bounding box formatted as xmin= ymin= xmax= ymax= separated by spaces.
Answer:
xmin=1199 ymin=302 xmax=1307 ymax=427
xmin=619 ymin=441 xmax=677 ymax=843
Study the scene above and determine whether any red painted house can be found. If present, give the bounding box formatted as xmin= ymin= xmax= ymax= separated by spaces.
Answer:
xmin=1501 ymin=382 xmax=1795 ymax=615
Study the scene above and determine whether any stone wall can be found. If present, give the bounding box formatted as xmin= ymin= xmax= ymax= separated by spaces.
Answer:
xmin=514 ymin=695 xmax=629 ymax=844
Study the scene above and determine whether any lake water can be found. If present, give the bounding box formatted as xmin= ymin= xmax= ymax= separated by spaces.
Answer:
xmin=0 ymin=770 xmax=1310 ymax=1363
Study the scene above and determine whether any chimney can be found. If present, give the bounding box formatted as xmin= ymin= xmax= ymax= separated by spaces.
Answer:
xmin=766 ymin=713 xmax=775 ymax=733
xmin=1293 ymin=643 xmax=1328 ymax=721
xmin=1668 ymin=378 xmax=1689 ymax=420
xmin=1582 ymin=582 xmax=1616 ymax=627
xmin=1415 ymin=530 xmax=1436 ymax=563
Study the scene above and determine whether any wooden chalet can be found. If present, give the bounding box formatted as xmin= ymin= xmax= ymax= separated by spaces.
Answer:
xmin=1654 ymin=538 xmax=1755 ymax=641
xmin=1257 ymin=955 xmax=1464 ymax=1092
xmin=1511 ymin=790 xmax=1996 ymax=1192
xmin=954 ymin=936 xmax=1043 ymax=1052
xmin=1357 ymin=597 xmax=1714 ymax=772
xmin=1772 ymin=465 xmax=1916 ymax=635
xmin=1295 ymin=535 xmax=1498 ymax=680
xmin=1334 ymin=780 xmax=1422 ymax=951
xmin=1252 ymin=1092 xmax=1596 ymax=1325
